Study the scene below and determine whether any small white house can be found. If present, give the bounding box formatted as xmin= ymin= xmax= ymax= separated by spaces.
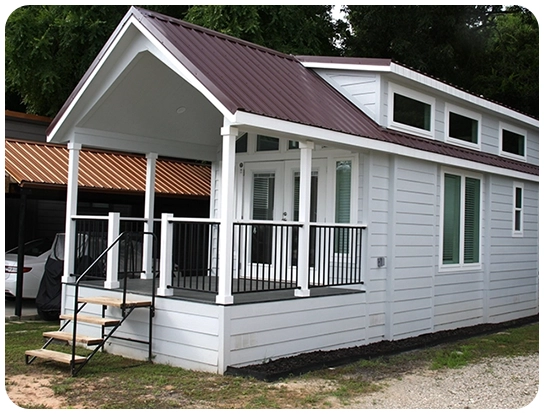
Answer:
xmin=42 ymin=7 xmax=538 ymax=374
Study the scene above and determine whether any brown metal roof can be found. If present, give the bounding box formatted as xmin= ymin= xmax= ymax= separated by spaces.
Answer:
xmin=4 ymin=139 xmax=210 ymax=197
xmin=47 ymin=7 xmax=538 ymax=177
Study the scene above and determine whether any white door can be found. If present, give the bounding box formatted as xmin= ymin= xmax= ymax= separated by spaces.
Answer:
xmin=238 ymin=160 xmax=326 ymax=279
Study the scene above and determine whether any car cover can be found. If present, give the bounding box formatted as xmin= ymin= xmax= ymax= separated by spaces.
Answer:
xmin=35 ymin=234 xmax=65 ymax=321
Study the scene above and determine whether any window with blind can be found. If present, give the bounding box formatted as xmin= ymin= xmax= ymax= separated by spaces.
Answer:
xmin=442 ymin=172 xmax=481 ymax=267
xmin=335 ymin=160 xmax=352 ymax=253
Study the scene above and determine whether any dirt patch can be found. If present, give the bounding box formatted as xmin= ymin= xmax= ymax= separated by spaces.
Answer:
xmin=5 ymin=374 xmax=67 ymax=409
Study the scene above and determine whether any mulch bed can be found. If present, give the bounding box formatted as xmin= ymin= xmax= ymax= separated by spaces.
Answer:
xmin=225 ymin=315 xmax=538 ymax=381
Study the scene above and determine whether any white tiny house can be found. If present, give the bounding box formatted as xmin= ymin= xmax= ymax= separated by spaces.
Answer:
xmin=30 ymin=7 xmax=537 ymax=375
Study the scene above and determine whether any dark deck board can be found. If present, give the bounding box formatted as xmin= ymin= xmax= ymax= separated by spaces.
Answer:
xmin=78 ymin=277 xmax=364 ymax=305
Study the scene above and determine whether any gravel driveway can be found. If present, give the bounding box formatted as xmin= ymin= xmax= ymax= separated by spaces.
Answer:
xmin=347 ymin=354 xmax=539 ymax=409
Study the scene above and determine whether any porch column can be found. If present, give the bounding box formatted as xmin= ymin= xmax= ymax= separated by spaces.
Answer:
xmin=63 ymin=142 xmax=81 ymax=284
xmin=105 ymin=212 xmax=120 ymax=289
xmin=141 ymin=152 xmax=157 ymax=280
xmin=295 ymin=140 xmax=314 ymax=297
xmin=216 ymin=124 xmax=237 ymax=305
xmin=158 ymin=213 xmax=174 ymax=296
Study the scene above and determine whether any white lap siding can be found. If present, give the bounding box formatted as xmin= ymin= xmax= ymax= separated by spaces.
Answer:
xmin=488 ymin=177 xmax=539 ymax=322
xmin=227 ymin=293 xmax=366 ymax=368
xmin=390 ymin=157 xmax=436 ymax=339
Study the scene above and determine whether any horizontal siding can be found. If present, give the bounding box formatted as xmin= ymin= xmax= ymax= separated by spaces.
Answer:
xmin=228 ymin=293 xmax=366 ymax=367
xmin=487 ymin=177 xmax=538 ymax=323
xmin=64 ymin=286 xmax=221 ymax=373
xmin=317 ymin=70 xmax=379 ymax=121
xmin=391 ymin=158 xmax=436 ymax=340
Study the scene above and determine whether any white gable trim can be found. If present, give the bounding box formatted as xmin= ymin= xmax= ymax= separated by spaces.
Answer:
xmin=48 ymin=14 xmax=235 ymax=144
xmin=128 ymin=16 xmax=235 ymax=122
xmin=234 ymin=111 xmax=538 ymax=183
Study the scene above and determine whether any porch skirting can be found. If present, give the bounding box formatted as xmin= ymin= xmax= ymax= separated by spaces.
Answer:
xmin=64 ymin=284 xmax=367 ymax=374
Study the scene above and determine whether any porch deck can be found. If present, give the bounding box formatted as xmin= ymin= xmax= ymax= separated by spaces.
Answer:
xmin=79 ymin=277 xmax=364 ymax=305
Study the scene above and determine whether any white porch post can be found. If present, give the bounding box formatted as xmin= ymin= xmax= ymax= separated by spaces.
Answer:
xmin=158 ymin=213 xmax=174 ymax=296
xmin=62 ymin=142 xmax=81 ymax=284
xmin=216 ymin=124 xmax=237 ymax=305
xmin=296 ymin=140 xmax=314 ymax=297
xmin=141 ymin=152 xmax=157 ymax=280
xmin=105 ymin=212 xmax=121 ymax=288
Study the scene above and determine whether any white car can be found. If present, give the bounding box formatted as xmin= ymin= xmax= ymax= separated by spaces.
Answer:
xmin=5 ymin=238 xmax=54 ymax=299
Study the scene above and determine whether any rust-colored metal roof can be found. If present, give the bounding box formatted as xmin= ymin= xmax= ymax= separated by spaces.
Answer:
xmin=4 ymin=139 xmax=210 ymax=197
xmin=47 ymin=7 xmax=538 ymax=177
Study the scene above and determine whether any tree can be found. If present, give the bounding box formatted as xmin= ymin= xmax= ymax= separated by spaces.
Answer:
xmin=474 ymin=7 xmax=538 ymax=117
xmin=5 ymin=5 xmax=538 ymax=118
xmin=343 ymin=5 xmax=538 ymax=117
xmin=185 ymin=5 xmax=340 ymax=56
xmin=5 ymin=5 xmax=189 ymax=117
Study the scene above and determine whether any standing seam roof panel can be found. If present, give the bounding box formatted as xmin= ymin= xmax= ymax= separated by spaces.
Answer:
xmin=133 ymin=9 xmax=541 ymax=177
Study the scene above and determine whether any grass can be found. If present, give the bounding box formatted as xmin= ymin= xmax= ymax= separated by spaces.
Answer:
xmin=4 ymin=320 xmax=538 ymax=409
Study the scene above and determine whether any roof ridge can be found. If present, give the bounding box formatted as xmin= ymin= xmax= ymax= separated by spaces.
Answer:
xmin=135 ymin=7 xmax=298 ymax=62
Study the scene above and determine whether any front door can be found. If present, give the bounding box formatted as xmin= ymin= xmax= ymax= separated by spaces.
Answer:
xmin=239 ymin=160 xmax=326 ymax=278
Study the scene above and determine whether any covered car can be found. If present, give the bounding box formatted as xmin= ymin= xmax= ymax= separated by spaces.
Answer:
xmin=5 ymin=238 xmax=53 ymax=299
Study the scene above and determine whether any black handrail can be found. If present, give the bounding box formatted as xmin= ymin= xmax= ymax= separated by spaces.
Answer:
xmin=67 ymin=231 xmax=158 ymax=373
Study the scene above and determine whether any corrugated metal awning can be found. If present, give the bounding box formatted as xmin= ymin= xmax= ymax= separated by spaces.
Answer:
xmin=4 ymin=139 xmax=210 ymax=197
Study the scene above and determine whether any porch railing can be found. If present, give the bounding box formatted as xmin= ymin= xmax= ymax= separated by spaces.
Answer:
xmin=71 ymin=214 xmax=160 ymax=286
xmin=69 ymin=214 xmax=365 ymax=297
xmin=232 ymin=221 xmax=302 ymax=293
xmin=169 ymin=219 xmax=220 ymax=293
xmin=309 ymin=223 xmax=366 ymax=287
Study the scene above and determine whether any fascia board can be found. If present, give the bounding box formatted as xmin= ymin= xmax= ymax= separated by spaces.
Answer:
xmin=388 ymin=62 xmax=538 ymax=128
xmin=233 ymin=111 xmax=538 ymax=183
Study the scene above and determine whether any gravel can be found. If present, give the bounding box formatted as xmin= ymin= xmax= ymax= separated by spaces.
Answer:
xmin=347 ymin=354 xmax=539 ymax=409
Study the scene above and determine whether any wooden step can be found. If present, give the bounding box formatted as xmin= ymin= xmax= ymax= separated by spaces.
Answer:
xmin=43 ymin=331 xmax=103 ymax=346
xmin=78 ymin=296 xmax=152 ymax=308
xmin=60 ymin=314 xmax=120 ymax=327
xmin=25 ymin=349 xmax=87 ymax=365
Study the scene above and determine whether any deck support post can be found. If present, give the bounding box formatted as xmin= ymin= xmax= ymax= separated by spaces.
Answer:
xmin=105 ymin=212 xmax=120 ymax=289
xmin=158 ymin=213 xmax=174 ymax=296
xmin=295 ymin=140 xmax=313 ymax=297
xmin=216 ymin=123 xmax=237 ymax=305
xmin=141 ymin=152 xmax=157 ymax=280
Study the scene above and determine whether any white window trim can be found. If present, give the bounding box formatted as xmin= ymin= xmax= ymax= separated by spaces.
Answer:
xmin=327 ymin=155 xmax=359 ymax=258
xmin=439 ymin=168 xmax=483 ymax=272
xmin=387 ymin=82 xmax=435 ymax=139
xmin=444 ymin=103 xmax=481 ymax=150
xmin=512 ymin=181 xmax=524 ymax=237
xmin=328 ymin=155 xmax=359 ymax=225
xmin=499 ymin=121 xmax=527 ymax=162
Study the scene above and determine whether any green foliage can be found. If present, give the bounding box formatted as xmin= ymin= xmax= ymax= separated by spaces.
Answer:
xmin=4 ymin=5 xmax=189 ymax=117
xmin=344 ymin=5 xmax=538 ymax=117
xmin=185 ymin=5 xmax=339 ymax=56
xmin=4 ymin=5 xmax=539 ymax=118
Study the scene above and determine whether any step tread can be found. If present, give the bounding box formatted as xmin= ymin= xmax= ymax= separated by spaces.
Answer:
xmin=78 ymin=296 xmax=152 ymax=308
xmin=60 ymin=314 xmax=120 ymax=327
xmin=25 ymin=349 xmax=87 ymax=364
xmin=43 ymin=331 xmax=104 ymax=346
